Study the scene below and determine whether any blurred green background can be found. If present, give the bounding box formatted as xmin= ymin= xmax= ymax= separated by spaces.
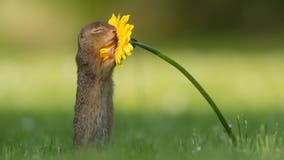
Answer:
xmin=1 ymin=0 xmax=284 ymax=159
xmin=1 ymin=0 xmax=283 ymax=112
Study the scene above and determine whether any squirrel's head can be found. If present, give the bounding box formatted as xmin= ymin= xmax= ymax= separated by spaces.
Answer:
xmin=77 ymin=22 xmax=117 ymax=74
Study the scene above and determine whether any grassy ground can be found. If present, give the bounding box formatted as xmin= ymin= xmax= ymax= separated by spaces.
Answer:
xmin=1 ymin=108 xmax=284 ymax=160
xmin=1 ymin=41 xmax=284 ymax=159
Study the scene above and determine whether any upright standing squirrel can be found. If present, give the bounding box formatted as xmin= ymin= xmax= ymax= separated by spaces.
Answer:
xmin=73 ymin=22 xmax=117 ymax=148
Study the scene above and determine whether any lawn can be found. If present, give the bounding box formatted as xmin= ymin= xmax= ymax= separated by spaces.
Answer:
xmin=1 ymin=41 xmax=284 ymax=159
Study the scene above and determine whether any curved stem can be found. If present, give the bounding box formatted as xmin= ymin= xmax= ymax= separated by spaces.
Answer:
xmin=131 ymin=39 xmax=236 ymax=145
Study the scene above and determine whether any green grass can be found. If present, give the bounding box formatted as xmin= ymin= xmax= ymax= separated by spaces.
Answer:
xmin=1 ymin=45 xmax=284 ymax=159
xmin=1 ymin=108 xmax=284 ymax=160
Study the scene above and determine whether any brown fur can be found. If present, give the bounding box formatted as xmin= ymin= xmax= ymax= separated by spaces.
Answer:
xmin=73 ymin=22 xmax=117 ymax=148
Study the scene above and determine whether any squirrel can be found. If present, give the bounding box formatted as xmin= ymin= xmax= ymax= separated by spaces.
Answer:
xmin=73 ymin=21 xmax=117 ymax=148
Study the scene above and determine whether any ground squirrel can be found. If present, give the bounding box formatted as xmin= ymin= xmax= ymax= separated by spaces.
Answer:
xmin=73 ymin=21 xmax=117 ymax=148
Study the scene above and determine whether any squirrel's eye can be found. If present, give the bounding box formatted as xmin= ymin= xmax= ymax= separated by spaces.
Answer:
xmin=91 ymin=27 xmax=104 ymax=34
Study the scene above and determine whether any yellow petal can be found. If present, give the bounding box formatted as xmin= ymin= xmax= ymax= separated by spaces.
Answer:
xmin=100 ymin=48 xmax=109 ymax=53
xmin=107 ymin=14 xmax=134 ymax=65
xmin=102 ymin=55 xmax=109 ymax=61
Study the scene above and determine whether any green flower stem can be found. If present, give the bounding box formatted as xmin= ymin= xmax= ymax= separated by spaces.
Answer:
xmin=130 ymin=39 xmax=236 ymax=145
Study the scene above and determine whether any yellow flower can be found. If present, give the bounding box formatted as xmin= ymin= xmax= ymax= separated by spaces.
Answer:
xmin=100 ymin=14 xmax=134 ymax=65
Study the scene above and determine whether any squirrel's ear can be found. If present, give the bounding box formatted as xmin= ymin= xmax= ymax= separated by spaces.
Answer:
xmin=79 ymin=32 xmax=84 ymax=39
